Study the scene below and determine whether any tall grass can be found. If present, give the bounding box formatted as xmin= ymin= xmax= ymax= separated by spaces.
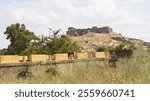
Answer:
xmin=0 ymin=49 xmax=150 ymax=84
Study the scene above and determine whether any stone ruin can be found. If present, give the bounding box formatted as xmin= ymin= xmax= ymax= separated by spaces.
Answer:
xmin=66 ymin=26 xmax=113 ymax=36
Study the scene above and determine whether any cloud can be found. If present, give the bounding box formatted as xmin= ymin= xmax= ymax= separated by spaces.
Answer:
xmin=0 ymin=0 xmax=150 ymax=48
xmin=124 ymin=0 xmax=145 ymax=4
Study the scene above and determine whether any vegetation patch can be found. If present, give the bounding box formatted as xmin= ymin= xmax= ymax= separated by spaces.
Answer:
xmin=45 ymin=68 xmax=60 ymax=76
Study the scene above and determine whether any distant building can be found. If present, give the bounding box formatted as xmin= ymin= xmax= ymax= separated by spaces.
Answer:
xmin=66 ymin=26 xmax=113 ymax=36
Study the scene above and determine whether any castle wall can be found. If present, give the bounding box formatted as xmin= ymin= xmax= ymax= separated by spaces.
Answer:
xmin=66 ymin=26 xmax=113 ymax=36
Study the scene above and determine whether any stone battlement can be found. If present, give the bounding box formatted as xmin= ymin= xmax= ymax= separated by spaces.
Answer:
xmin=66 ymin=26 xmax=113 ymax=36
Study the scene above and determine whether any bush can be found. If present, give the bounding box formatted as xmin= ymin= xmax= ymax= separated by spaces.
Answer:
xmin=97 ymin=46 xmax=115 ymax=52
xmin=115 ymin=43 xmax=135 ymax=51
xmin=97 ymin=42 xmax=135 ymax=52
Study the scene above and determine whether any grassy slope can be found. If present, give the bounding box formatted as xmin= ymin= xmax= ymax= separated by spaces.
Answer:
xmin=0 ymin=49 xmax=150 ymax=84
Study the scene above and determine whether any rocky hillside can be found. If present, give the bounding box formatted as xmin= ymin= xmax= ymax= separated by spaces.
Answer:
xmin=68 ymin=32 xmax=150 ymax=52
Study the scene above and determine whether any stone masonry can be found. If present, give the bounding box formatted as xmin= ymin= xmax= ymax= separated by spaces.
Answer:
xmin=66 ymin=26 xmax=113 ymax=36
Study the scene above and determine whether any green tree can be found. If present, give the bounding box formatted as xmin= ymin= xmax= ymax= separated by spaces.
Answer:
xmin=48 ymin=28 xmax=61 ymax=40
xmin=115 ymin=42 xmax=135 ymax=50
xmin=97 ymin=46 xmax=115 ymax=52
xmin=46 ymin=28 xmax=79 ymax=54
xmin=0 ymin=48 xmax=7 ymax=55
xmin=46 ymin=37 xmax=79 ymax=54
xmin=25 ymin=35 xmax=49 ymax=54
xmin=4 ymin=23 xmax=37 ymax=55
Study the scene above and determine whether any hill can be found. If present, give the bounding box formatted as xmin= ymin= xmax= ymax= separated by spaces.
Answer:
xmin=69 ymin=32 xmax=150 ymax=52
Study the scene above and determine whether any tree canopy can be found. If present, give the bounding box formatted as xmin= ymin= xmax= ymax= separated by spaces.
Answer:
xmin=4 ymin=23 xmax=37 ymax=55
xmin=0 ymin=48 xmax=7 ymax=55
xmin=46 ymin=28 xmax=79 ymax=54
xmin=3 ymin=23 xmax=79 ymax=55
xmin=46 ymin=37 xmax=79 ymax=54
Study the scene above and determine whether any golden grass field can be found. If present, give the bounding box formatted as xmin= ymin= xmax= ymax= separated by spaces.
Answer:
xmin=0 ymin=49 xmax=150 ymax=84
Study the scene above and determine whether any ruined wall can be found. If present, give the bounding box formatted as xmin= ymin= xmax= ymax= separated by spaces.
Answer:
xmin=91 ymin=27 xmax=113 ymax=33
xmin=66 ymin=26 xmax=113 ymax=36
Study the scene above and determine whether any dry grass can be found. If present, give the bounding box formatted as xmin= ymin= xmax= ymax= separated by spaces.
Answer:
xmin=0 ymin=49 xmax=150 ymax=84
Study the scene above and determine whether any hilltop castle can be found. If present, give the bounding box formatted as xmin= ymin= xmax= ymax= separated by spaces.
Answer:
xmin=66 ymin=26 xmax=113 ymax=36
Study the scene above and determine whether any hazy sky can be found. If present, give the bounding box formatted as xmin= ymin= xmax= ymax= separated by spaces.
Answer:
xmin=0 ymin=0 xmax=150 ymax=48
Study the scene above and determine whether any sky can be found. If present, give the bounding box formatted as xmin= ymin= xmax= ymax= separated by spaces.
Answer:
xmin=0 ymin=0 xmax=150 ymax=48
